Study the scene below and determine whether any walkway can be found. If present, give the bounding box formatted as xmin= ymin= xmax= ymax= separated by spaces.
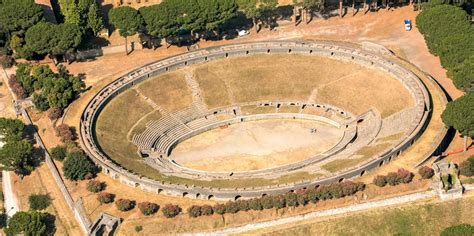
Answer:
xmin=2 ymin=171 xmax=19 ymax=219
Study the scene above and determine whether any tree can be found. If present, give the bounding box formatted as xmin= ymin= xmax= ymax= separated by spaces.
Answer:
xmin=115 ymin=199 xmax=134 ymax=211
xmin=442 ymin=92 xmax=474 ymax=150
xmin=86 ymin=180 xmax=104 ymax=193
xmin=459 ymin=156 xmax=474 ymax=177
xmin=418 ymin=166 xmax=435 ymax=179
xmin=200 ymin=205 xmax=214 ymax=216
xmin=87 ymin=3 xmax=104 ymax=36
xmin=0 ymin=140 xmax=33 ymax=176
xmin=237 ymin=0 xmax=277 ymax=33
xmin=187 ymin=205 xmax=202 ymax=218
xmin=50 ymin=145 xmax=67 ymax=161
xmin=138 ymin=202 xmax=159 ymax=216
xmin=5 ymin=211 xmax=51 ymax=236
xmin=451 ymin=56 xmax=473 ymax=93
xmin=162 ymin=204 xmax=181 ymax=218
xmin=25 ymin=22 xmax=82 ymax=57
xmin=28 ymin=194 xmax=52 ymax=210
xmin=97 ymin=192 xmax=114 ymax=204
xmin=0 ymin=118 xmax=25 ymax=142
xmin=62 ymin=151 xmax=95 ymax=181
xmin=47 ymin=107 xmax=63 ymax=121
xmin=33 ymin=93 xmax=50 ymax=111
xmin=440 ymin=224 xmax=474 ymax=236
xmin=0 ymin=0 xmax=43 ymax=35
xmin=373 ymin=175 xmax=387 ymax=187
xmin=55 ymin=124 xmax=75 ymax=143
xmin=108 ymin=6 xmax=143 ymax=55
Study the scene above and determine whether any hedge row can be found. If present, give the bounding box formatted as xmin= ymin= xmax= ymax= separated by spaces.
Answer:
xmin=187 ymin=181 xmax=365 ymax=218
xmin=373 ymin=168 xmax=414 ymax=187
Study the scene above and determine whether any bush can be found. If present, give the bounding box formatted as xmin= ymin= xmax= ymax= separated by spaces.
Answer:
xmin=260 ymin=196 xmax=274 ymax=209
xmin=47 ymin=107 xmax=63 ymax=121
xmin=28 ymin=194 xmax=51 ymax=210
xmin=459 ymin=156 xmax=474 ymax=177
xmin=97 ymin=192 xmax=114 ymax=204
xmin=162 ymin=204 xmax=181 ymax=218
xmin=213 ymin=204 xmax=226 ymax=215
xmin=8 ymin=75 xmax=26 ymax=99
xmin=134 ymin=225 xmax=143 ymax=232
xmin=86 ymin=180 xmax=104 ymax=193
xmin=63 ymin=151 xmax=95 ymax=181
xmin=236 ymin=200 xmax=250 ymax=211
xmin=284 ymin=192 xmax=298 ymax=207
xmin=0 ymin=55 xmax=14 ymax=68
xmin=138 ymin=202 xmax=159 ymax=216
xmin=296 ymin=192 xmax=308 ymax=206
xmin=248 ymin=198 xmax=263 ymax=211
xmin=225 ymin=201 xmax=240 ymax=214
xmin=373 ymin=175 xmax=387 ymax=187
xmin=187 ymin=205 xmax=202 ymax=218
xmin=306 ymin=189 xmax=319 ymax=203
xmin=385 ymin=172 xmax=400 ymax=186
xmin=32 ymin=93 xmax=49 ymax=111
xmin=115 ymin=199 xmax=134 ymax=212
xmin=272 ymin=195 xmax=286 ymax=210
xmin=440 ymin=224 xmax=474 ymax=236
xmin=418 ymin=166 xmax=435 ymax=179
xmin=200 ymin=205 xmax=213 ymax=216
xmin=55 ymin=124 xmax=75 ymax=143
xmin=50 ymin=145 xmax=67 ymax=161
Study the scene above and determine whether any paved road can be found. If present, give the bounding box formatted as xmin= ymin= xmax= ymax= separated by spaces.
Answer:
xmin=2 ymin=170 xmax=19 ymax=219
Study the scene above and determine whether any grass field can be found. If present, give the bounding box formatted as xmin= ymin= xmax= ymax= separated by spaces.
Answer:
xmin=249 ymin=195 xmax=474 ymax=235
xmin=321 ymin=143 xmax=392 ymax=172
xmin=136 ymin=70 xmax=193 ymax=112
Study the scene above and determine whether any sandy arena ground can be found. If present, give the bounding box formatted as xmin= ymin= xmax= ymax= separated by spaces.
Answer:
xmin=171 ymin=119 xmax=343 ymax=172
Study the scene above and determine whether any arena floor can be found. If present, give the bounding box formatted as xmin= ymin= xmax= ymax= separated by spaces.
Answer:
xmin=170 ymin=119 xmax=344 ymax=172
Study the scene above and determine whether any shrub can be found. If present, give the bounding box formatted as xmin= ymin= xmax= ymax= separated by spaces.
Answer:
xmin=440 ymin=224 xmax=474 ymax=236
xmin=97 ymin=192 xmax=114 ymax=204
xmin=32 ymin=93 xmax=49 ymax=111
xmin=138 ymin=202 xmax=159 ymax=216
xmin=386 ymin=172 xmax=400 ymax=186
xmin=236 ymin=200 xmax=250 ymax=211
xmin=213 ymin=204 xmax=226 ymax=215
xmin=200 ymin=205 xmax=213 ymax=216
xmin=373 ymin=175 xmax=387 ymax=187
xmin=115 ymin=199 xmax=134 ymax=211
xmin=8 ymin=75 xmax=26 ymax=99
xmin=28 ymin=194 xmax=51 ymax=210
xmin=63 ymin=151 xmax=95 ymax=181
xmin=272 ymin=195 xmax=286 ymax=210
xmin=397 ymin=168 xmax=415 ymax=184
xmin=459 ymin=156 xmax=474 ymax=177
xmin=86 ymin=180 xmax=104 ymax=193
xmin=47 ymin=107 xmax=63 ymax=121
xmin=284 ymin=193 xmax=298 ymax=207
xmin=260 ymin=196 xmax=274 ymax=209
xmin=296 ymin=192 xmax=308 ymax=206
xmin=306 ymin=189 xmax=318 ymax=203
xmin=134 ymin=225 xmax=143 ymax=232
xmin=248 ymin=198 xmax=263 ymax=211
xmin=187 ymin=205 xmax=202 ymax=218
xmin=418 ymin=166 xmax=435 ymax=179
xmin=55 ymin=124 xmax=75 ymax=143
xmin=0 ymin=55 xmax=14 ymax=68
xmin=162 ymin=204 xmax=181 ymax=218
xmin=49 ymin=145 xmax=67 ymax=161
xmin=225 ymin=201 xmax=240 ymax=214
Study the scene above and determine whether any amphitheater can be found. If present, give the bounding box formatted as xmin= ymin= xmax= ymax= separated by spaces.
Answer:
xmin=80 ymin=40 xmax=432 ymax=200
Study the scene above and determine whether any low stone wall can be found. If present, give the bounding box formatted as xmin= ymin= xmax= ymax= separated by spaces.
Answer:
xmin=79 ymin=41 xmax=432 ymax=200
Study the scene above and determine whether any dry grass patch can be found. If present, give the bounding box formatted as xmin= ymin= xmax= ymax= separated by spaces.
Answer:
xmin=317 ymin=71 xmax=414 ymax=117
xmin=321 ymin=143 xmax=392 ymax=172
xmin=193 ymin=67 xmax=232 ymax=108
xmin=136 ymin=70 xmax=192 ymax=112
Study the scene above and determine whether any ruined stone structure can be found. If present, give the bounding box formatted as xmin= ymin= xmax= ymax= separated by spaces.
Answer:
xmin=431 ymin=161 xmax=464 ymax=200
xmin=80 ymin=41 xmax=432 ymax=200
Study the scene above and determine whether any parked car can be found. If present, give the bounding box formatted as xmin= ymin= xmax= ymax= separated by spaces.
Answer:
xmin=404 ymin=19 xmax=412 ymax=31
xmin=238 ymin=30 xmax=250 ymax=37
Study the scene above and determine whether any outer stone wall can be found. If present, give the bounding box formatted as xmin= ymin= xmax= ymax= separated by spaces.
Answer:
xmin=79 ymin=41 xmax=431 ymax=200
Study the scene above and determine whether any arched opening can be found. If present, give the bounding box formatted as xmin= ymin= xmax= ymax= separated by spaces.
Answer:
xmin=267 ymin=49 xmax=270 ymax=53
xmin=315 ymin=185 xmax=320 ymax=189
xmin=351 ymin=56 xmax=354 ymax=60
xmin=234 ymin=195 xmax=241 ymax=201
xmin=289 ymin=189 xmax=295 ymax=193
xmin=379 ymin=161 xmax=384 ymax=167
xmin=357 ymin=119 xmax=364 ymax=124
xmin=338 ymin=178 xmax=344 ymax=183
xmin=246 ymin=50 xmax=249 ymax=54
xmin=288 ymin=49 xmax=292 ymax=53
xmin=360 ymin=170 xmax=366 ymax=176
xmin=309 ymin=50 xmax=313 ymax=54
xmin=331 ymin=52 xmax=334 ymax=56
xmin=225 ymin=53 xmax=229 ymax=58
xmin=184 ymin=61 xmax=188 ymax=66
xmin=208 ymin=195 xmax=214 ymax=200
xmin=165 ymin=67 xmax=169 ymax=71
xmin=182 ymin=192 xmax=189 ymax=197
xmin=196 ymin=193 xmax=201 ymax=199
xmin=204 ymin=56 xmax=208 ymax=61
xmin=158 ymin=189 xmax=163 ymax=194
xmin=262 ymin=193 xmax=267 ymax=197
xmin=135 ymin=183 xmax=140 ymax=188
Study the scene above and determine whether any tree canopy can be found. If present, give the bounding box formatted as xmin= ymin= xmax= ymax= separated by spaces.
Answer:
xmin=62 ymin=0 xmax=104 ymax=36
xmin=0 ymin=0 xmax=44 ymax=35
xmin=0 ymin=117 xmax=25 ymax=142
xmin=63 ymin=151 xmax=95 ymax=181
xmin=0 ymin=140 xmax=33 ymax=176
xmin=108 ymin=6 xmax=143 ymax=38
xmin=25 ymin=22 xmax=82 ymax=56
xmin=441 ymin=92 xmax=474 ymax=138
xmin=4 ymin=211 xmax=54 ymax=236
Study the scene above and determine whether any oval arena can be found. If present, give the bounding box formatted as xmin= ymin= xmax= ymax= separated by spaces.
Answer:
xmin=80 ymin=41 xmax=431 ymax=200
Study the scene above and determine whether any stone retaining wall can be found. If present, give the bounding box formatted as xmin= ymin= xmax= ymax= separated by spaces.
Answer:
xmin=79 ymin=41 xmax=432 ymax=200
